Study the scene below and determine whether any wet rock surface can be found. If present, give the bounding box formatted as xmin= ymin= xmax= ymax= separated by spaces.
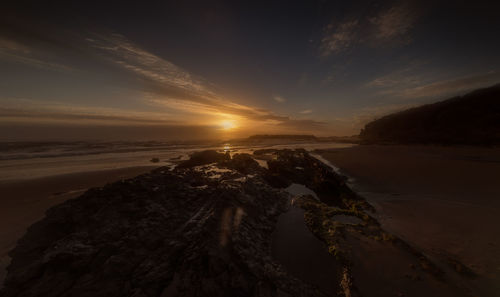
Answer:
xmin=264 ymin=149 xmax=364 ymax=208
xmin=176 ymin=150 xmax=230 ymax=169
xmin=1 ymin=150 xmax=474 ymax=297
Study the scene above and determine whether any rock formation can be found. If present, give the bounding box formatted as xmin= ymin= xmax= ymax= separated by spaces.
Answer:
xmin=1 ymin=150 xmax=474 ymax=297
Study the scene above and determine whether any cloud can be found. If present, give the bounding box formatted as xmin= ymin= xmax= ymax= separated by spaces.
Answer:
xmin=0 ymin=38 xmax=30 ymax=53
xmin=399 ymin=72 xmax=500 ymax=98
xmin=0 ymin=26 xmax=325 ymax=136
xmin=320 ymin=3 xmax=419 ymax=56
xmin=0 ymin=123 xmax=221 ymax=142
xmin=366 ymin=63 xmax=424 ymax=88
xmin=367 ymin=73 xmax=421 ymax=88
xmin=0 ymin=37 xmax=74 ymax=72
xmin=0 ymin=98 xmax=179 ymax=126
xmin=368 ymin=4 xmax=417 ymax=43
xmin=87 ymin=33 xmax=209 ymax=97
xmin=85 ymin=33 xmax=319 ymax=127
xmin=320 ymin=20 xmax=359 ymax=56
xmin=371 ymin=71 xmax=500 ymax=99
xmin=300 ymin=109 xmax=312 ymax=114
xmin=273 ymin=96 xmax=286 ymax=103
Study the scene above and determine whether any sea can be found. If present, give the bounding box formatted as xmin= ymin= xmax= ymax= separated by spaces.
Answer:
xmin=0 ymin=141 xmax=354 ymax=182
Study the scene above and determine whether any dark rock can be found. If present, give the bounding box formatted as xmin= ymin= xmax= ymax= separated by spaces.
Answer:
xmin=1 ymin=154 xmax=331 ymax=297
xmin=266 ymin=149 xmax=362 ymax=207
xmin=177 ymin=150 xmax=230 ymax=168
xmin=263 ymin=173 xmax=291 ymax=189
xmin=253 ymin=149 xmax=278 ymax=156
xmin=1 ymin=149 xmax=374 ymax=297
xmin=3 ymin=148 xmax=465 ymax=297
xmin=222 ymin=153 xmax=263 ymax=174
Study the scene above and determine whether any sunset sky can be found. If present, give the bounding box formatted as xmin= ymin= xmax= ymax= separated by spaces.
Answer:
xmin=1 ymin=0 xmax=500 ymax=141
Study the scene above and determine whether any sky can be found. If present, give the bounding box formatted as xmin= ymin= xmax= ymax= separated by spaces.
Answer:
xmin=1 ymin=0 xmax=500 ymax=141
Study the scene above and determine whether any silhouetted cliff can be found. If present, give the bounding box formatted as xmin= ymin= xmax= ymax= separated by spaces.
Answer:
xmin=360 ymin=84 xmax=500 ymax=145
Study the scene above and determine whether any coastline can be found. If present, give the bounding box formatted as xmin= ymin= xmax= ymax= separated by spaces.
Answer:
xmin=2 ymin=144 xmax=499 ymax=295
xmin=318 ymin=144 xmax=500 ymax=296
xmin=0 ymin=147 xmax=493 ymax=296
xmin=0 ymin=166 xmax=159 ymax=287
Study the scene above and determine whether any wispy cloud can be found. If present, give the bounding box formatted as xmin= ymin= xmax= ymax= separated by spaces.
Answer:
xmin=0 ymin=38 xmax=30 ymax=53
xmin=87 ymin=33 xmax=326 ymax=129
xmin=300 ymin=109 xmax=312 ymax=114
xmin=0 ymin=26 xmax=325 ymax=134
xmin=369 ymin=71 xmax=500 ymax=99
xmin=395 ymin=72 xmax=500 ymax=99
xmin=320 ymin=3 xmax=420 ymax=56
xmin=273 ymin=96 xmax=286 ymax=103
xmin=368 ymin=4 xmax=417 ymax=43
xmin=320 ymin=20 xmax=359 ymax=56
xmin=87 ymin=33 xmax=209 ymax=97
xmin=0 ymin=37 xmax=74 ymax=72
xmin=0 ymin=98 xmax=179 ymax=126
xmin=366 ymin=63 xmax=424 ymax=88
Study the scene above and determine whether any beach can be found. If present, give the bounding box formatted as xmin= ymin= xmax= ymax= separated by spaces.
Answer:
xmin=318 ymin=145 xmax=500 ymax=296
xmin=2 ymin=142 xmax=499 ymax=295
xmin=0 ymin=141 xmax=352 ymax=288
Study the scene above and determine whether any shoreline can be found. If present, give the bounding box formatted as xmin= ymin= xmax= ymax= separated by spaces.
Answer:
xmin=0 ymin=165 xmax=159 ymax=287
xmin=318 ymin=145 xmax=500 ymax=296
xmin=2 ymin=145 xmax=499 ymax=295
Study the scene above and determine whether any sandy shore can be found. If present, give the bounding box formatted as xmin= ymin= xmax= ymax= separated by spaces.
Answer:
xmin=0 ymin=166 xmax=159 ymax=287
xmin=318 ymin=145 xmax=500 ymax=296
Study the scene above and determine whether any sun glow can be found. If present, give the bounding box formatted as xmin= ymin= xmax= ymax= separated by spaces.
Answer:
xmin=220 ymin=120 xmax=237 ymax=130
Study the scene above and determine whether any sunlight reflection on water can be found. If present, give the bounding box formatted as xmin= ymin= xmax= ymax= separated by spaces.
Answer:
xmin=0 ymin=141 xmax=355 ymax=181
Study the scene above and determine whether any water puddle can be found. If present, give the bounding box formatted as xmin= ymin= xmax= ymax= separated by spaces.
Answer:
xmin=271 ymin=183 xmax=338 ymax=294
xmin=285 ymin=183 xmax=318 ymax=200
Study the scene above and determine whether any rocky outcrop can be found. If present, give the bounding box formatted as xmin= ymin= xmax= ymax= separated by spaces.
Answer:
xmin=264 ymin=149 xmax=366 ymax=209
xmin=1 ymin=151 xmax=330 ymax=297
xmin=222 ymin=153 xmax=263 ymax=175
xmin=1 ymin=149 xmax=473 ymax=297
xmin=176 ymin=150 xmax=230 ymax=168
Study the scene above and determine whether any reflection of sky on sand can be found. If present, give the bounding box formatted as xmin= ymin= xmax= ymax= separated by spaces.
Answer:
xmin=0 ymin=141 xmax=355 ymax=182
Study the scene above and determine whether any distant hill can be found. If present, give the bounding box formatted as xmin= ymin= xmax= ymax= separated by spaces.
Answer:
xmin=246 ymin=134 xmax=318 ymax=141
xmin=359 ymin=84 xmax=500 ymax=145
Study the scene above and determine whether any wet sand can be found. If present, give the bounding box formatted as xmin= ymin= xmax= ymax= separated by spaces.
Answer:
xmin=319 ymin=145 xmax=500 ymax=296
xmin=0 ymin=166 xmax=159 ymax=287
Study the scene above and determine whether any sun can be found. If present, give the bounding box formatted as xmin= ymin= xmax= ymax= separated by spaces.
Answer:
xmin=220 ymin=120 xmax=236 ymax=130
